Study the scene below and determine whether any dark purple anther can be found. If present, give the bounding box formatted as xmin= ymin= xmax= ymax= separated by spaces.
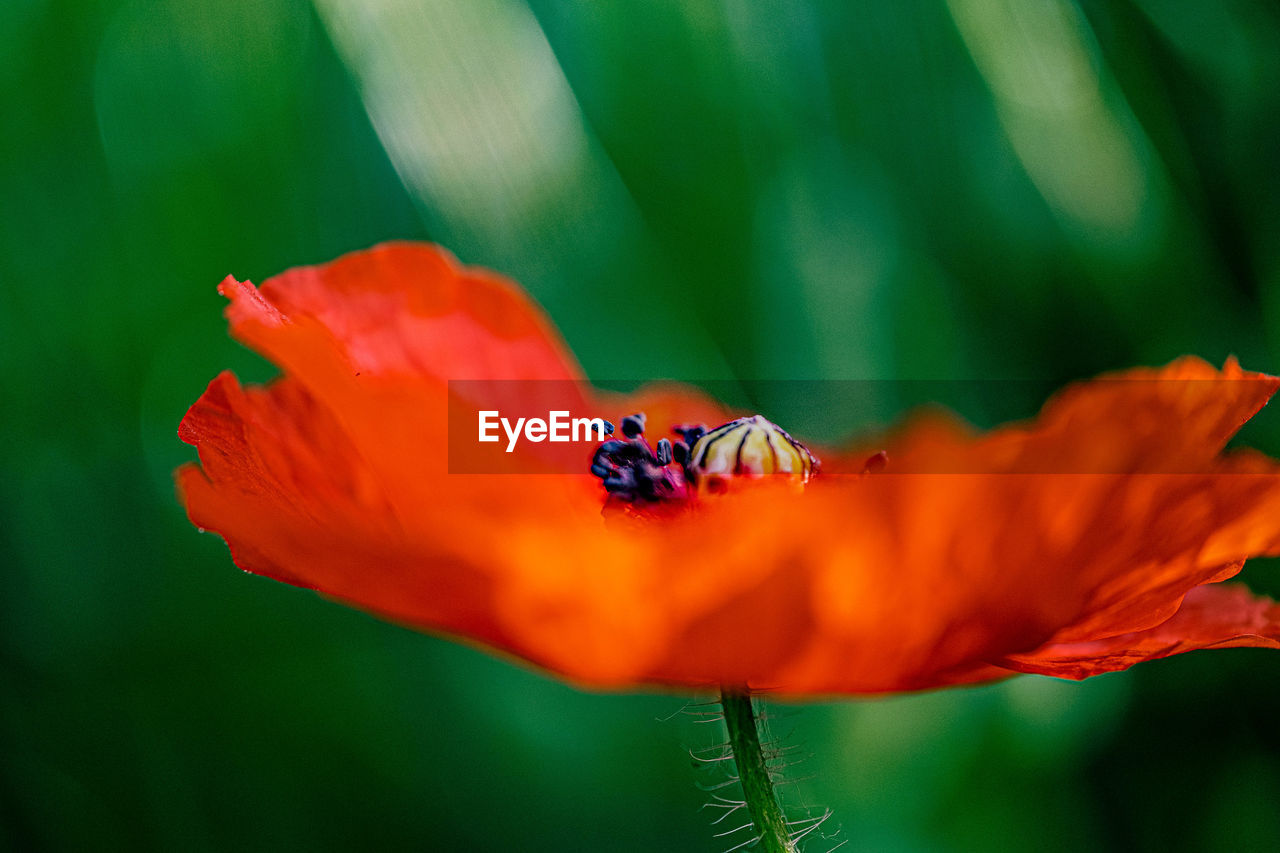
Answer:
xmin=675 ymin=425 xmax=706 ymax=448
xmin=655 ymin=438 xmax=673 ymax=465
xmin=672 ymin=441 xmax=689 ymax=465
xmin=621 ymin=413 xmax=647 ymax=439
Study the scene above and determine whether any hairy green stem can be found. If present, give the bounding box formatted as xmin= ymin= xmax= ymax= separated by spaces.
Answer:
xmin=720 ymin=686 xmax=796 ymax=853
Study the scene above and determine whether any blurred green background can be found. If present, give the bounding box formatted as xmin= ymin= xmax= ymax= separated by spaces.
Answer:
xmin=4 ymin=0 xmax=1280 ymax=850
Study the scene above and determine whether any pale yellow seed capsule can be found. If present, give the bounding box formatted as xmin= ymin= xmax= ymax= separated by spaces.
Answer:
xmin=687 ymin=415 xmax=817 ymax=493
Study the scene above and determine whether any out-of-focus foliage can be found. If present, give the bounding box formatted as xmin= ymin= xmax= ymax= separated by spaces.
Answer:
xmin=2 ymin=1 xmax=1280 ymax=850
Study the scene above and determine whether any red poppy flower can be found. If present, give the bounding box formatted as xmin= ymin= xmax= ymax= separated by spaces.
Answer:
xmin=178 ymin=242 xmax=1280 ymax=696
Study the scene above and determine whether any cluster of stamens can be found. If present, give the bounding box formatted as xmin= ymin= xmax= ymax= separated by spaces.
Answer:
xmin=590 ymin=413 xmax=689 ymax=503
xmin=590 ymin=412 xmax=820 ymax=506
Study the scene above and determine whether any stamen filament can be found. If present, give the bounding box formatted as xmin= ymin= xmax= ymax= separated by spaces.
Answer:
xmin=719 ymin=686 xmax=798 ymax=853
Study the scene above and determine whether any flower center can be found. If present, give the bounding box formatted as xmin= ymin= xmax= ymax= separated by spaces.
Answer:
xmin=590 ymin=412 xmax=819 ymax=505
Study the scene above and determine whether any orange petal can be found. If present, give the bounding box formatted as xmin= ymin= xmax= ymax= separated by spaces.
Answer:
xmin=178 ymin=371 xmax=603 ymax=669
xmin=1001 ymin=583 xmax=1280 ymax=678
xmin=790 ymin=358 xmax=1280 ymax=686
xmin=227 ymin=241 xmax=584 ymax=383
xmin=212 ymin=242 xmax=598 ymax=509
